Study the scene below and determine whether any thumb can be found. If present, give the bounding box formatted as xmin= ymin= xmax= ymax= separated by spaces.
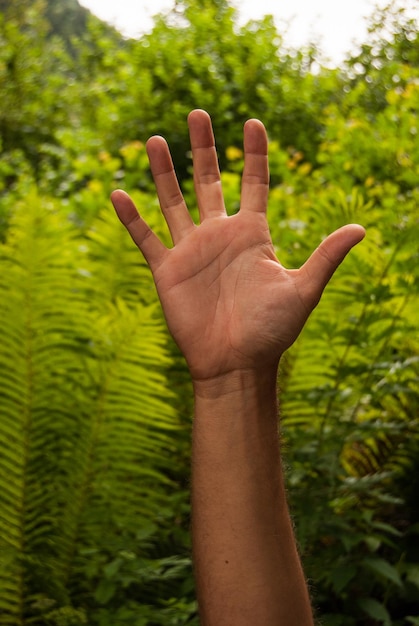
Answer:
xmin=297 ymin=224 xmax=366 ymax=308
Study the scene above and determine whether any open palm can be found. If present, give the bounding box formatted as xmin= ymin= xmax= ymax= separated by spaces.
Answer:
xmin=112 ymin=110 xmax=364 ymax=381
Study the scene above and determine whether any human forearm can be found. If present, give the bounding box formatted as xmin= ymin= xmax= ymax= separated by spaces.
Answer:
xmin=192 ymin=367 xmax=314 ymax=626
xmin=112 ymin=109 xmax=364 ymax=624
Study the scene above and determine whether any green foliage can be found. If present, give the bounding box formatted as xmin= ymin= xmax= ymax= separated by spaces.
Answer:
xmin=0 ymin=191 xmax=195 ymax=624
xmin=0 ymin=0 xmax=418 ymax=623
xmin=265 ymin=61 xmax=419 ymax=621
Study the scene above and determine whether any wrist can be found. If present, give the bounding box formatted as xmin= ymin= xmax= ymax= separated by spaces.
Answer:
xmin=192 ymin=366 xmax=279 ymax=401
xmin=192 ymin=366 xmax=281 ymax=458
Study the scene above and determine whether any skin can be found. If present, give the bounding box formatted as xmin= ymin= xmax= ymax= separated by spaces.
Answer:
xmin=111 ymin=109 xmax=365 ymax=625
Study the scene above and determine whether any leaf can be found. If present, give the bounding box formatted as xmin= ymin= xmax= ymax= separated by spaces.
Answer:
xmin=94 ymin=579 xmax=116 ymax=605
xmin=362 ymin=557 xmax=403 ymax=588
xmin=330 ymin=564 xmax=357 ymax=594
xmin=405 ymin=565 xmax=419 ymax=590
xmin=103 ymin=558 xmax=123 ymax=579
xmin=358 ymin=597 xmax=391 ymax=625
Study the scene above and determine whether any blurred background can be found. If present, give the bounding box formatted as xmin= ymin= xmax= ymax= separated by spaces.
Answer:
xmin=0 ymin=1 xmax=418 ymax=624
xmin=79 ymin=0 xmax=419 ymax=67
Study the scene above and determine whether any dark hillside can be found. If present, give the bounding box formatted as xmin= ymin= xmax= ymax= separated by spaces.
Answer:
xmin=0 ymin=0 xmax=121 ymax=44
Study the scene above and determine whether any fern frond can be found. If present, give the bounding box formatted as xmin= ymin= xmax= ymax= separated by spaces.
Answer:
xmin=0 ymin=189 xmax=186 ymax=623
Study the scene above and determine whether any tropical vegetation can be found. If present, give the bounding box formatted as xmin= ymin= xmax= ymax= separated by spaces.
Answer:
xmin=0 ymin=0 xmax=418 ymax=624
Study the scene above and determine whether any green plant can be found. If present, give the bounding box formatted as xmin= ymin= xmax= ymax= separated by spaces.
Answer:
xmin=0 ymin=189 xmax=194 ymax=624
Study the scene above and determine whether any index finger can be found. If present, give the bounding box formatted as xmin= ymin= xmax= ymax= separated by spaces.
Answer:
xmin=240 ymin=119 xmax=269 ymax=213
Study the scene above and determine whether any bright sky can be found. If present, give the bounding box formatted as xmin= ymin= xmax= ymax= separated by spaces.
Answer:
xmin=79 ymin=0 xmax=418 ymax=65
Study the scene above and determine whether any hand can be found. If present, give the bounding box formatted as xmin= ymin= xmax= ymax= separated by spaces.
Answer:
xmin=111 ymin=110 xmax=365 ymax=382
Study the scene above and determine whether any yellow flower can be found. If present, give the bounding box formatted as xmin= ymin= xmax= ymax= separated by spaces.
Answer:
xmin=226 ymin=146 xmax=243 ymax=161
xmin=87 ymin=179 xmax=103 ymax=194
xmin=120 ymin=141 xmax=144 ymax=161
xmin=98 ymin=151 xmax=111 ymax=163
xmin=298 ymin=163 xmax=312 ymax=176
